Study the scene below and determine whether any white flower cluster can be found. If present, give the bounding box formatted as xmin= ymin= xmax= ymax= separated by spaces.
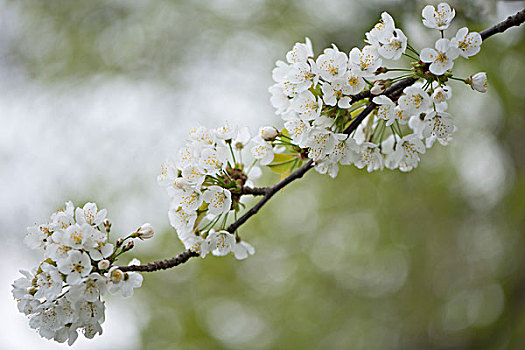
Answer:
xmin=12 ymin=202 xmax=143 ymax=345
xmin=158 ymin=124 xmax=256 ymax=260
xmin=268 ymin=2 xmax=487 ymax=174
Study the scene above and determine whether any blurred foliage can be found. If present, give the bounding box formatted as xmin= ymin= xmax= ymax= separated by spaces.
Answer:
xmin=6 ymin=0 xmax=525 ymax=349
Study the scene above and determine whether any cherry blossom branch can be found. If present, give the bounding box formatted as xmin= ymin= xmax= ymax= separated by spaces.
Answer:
xmin=120 ymin=10 xmax=525 ymax=273
xmin=120 ymin=162 xmax=313 ymax=272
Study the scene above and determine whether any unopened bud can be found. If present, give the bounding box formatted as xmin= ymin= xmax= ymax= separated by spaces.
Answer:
xmin=370 ymin=82 xmax=385 ymax=95
xmin=122 ymin=240 xmax=135 ymax=252
xmin=132 ymin=223 xmax=155 ymax=240
xmin=116 ymin=238 xmax=125 ymax=248
xmin=467 ymin=72 xmax=487 ymax=93
xmin=103 ymin=219 xmax=111 ymax=233
xmin=375 ymin=66 xmax=388 ymax=75
xmin=98 ymin=259 xmax=110 ymax=270
xmin=259 ymin=126 xmax=279 ymax=141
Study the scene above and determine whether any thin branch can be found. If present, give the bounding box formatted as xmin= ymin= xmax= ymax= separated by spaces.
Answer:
xmin=120 ymin=249 xmax=199 ymax=272
xmin=480 ymin=8 xmax=525 ymax=40
xmin=120 ymin=9 xmax=525 ymax=273
xmin=232 ymin=186 xmax=269 ymax=196
xmin=226 ymin=160 xmax=314 ymax=233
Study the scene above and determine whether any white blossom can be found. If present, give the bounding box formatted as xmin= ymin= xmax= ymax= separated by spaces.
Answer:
xmin=233 ymin=241 xmax=255 ymax=260
xmin=214 ymin=122 xmax=236 ymax=140
xmin=367 ymin=12 xmax=396 ymax=44
xmin=420 ymin=38 xmax=460 ymax=75
xmin=342 ymin=71 xmax=366 ymax=95
xmin=34 ymin=263 xmax=63 ymax=300
xmin=75 ymin=203 xmax=107 ymax=227
xmin=171 ymin=187 xmax=203 ymax=213
xmin=57 ymin=250 xmax=93 ymax=285
xmin=251 ymin=140 xmax=275 ymax=165
xmin=199 ymin=146 xmax=229 ymax=175
xmin=304 ymin=128 xmax=338 ymax=161
xmin=349 ymin=45 xmax=382 ymax=77
xmin=269 ymin=83 xmax=290 ymax=114
xmin=207 ymin=230 xmax=236 ymax=256
xmin=188 ymin=126 xmax=214 ymax=145
xmin=315 ymin=45 xmax=348 ymax=82
xmin=67 ymin=273 xmax=107 ymax=303
xmin=86 ymin=228 xmax=114 ymax=261
xmin=181 ymin=164 xmax=206 ymax=187
xmin=60 ymin=223 xmax=93 ymax=250
xmin=424 ymin=111 xmax=455 ymax=139
xmin=286 ymin=37 xmax=314 ymax=64
xmin=290 ymin=90 xmax=323 ymax=120
xmin=202 ymin=186 xmax=232 ymax=216
xmin=378 ymin=29 xmax=407 ymax=60
xmin=24 ymin=224 xmax=52 ymax=250
xmin=355 ymin=142 xmax=383 ymax=172
xmin=432 ymin=85 xmax=452 ymax=103
xmin=385 ymin=134 xmax=426 ymax=171
xmin=321 ymin=79 xmax=352 ymax=108
xmin=283 ymin=113 xmax=311 ymax=148
xmin=50 ymin=201 xmax=75 ymax=231
xmin=373 ymin=95 xmax=397 ymax=126
xmin=168 ymin=206 xmax=197 ymax=234
xmin=398 ymin=86 xmax=431 ymax=116
xmin=157 ymin=160 xmax=178 ymax=187
xmin=452 ymin=27 xmax=482 ymax=58
xmin=422 ymin=2 xmax=455 ymax=30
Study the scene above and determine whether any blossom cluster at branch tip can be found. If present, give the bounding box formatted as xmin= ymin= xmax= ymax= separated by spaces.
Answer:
xmin=13 ymin=202 xmax=143 ymax=345
xmin=268 ymin=1 xmax=487 ymax=174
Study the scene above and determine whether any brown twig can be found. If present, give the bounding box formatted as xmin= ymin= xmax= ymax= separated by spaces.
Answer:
xmin=120 ymin=9 xmax=525 ymax=273
xmin=480 ymin=8 xmax=525 ymax=40
xmin=232 ymin=186 xmax=269 ymax=196
xmin=119 ymin=249 xmax=199 ymax=272
xmin=226 ymin=160 xmax=314 ymax=233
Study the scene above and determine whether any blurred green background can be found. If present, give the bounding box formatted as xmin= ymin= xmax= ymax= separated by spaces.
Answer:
xmin=2 ymin=0 xmax=525 ymax=349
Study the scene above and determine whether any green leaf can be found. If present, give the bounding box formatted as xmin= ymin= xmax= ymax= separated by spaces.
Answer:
xmin=267 ymin=154 xmax=297 ymax=175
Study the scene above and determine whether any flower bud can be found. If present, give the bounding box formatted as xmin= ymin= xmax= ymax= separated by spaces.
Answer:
xmin=116 ymin=238 xmax=125 ymax=248
xmin=374 ymin=66 xmax=388 ymax=75
xmin=259 ymin=126 xmax=279 ymax=141
xmin=123 ymin=240 xmax=134 ymax=252
xmin=134 ymin=223 xmax=154 ymax=240
xmin=103 ymin=219 xmax=112 ymax=233
xmin=370 ymin=82 xmax=385 ymax=95
xmin=467 ymin=72 xmax=487 ymax=93
xmin=98 ymin=259 xmax=110 ymax=270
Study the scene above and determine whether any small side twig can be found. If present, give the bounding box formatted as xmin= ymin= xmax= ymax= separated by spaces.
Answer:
xmin=226 ymin=160 xmax=314 ymax=233
xmin=232 ymin=186 xmax=269 ymax=196
xmin=119 ymin=249 xmax=199 ymax=272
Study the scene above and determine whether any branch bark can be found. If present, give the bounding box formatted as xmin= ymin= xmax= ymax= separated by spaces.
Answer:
xmin=480 ymin=8 xmax=525 ymax=40
xmin=120 ymin=249 xmax=199 ymax=272
xmin=120 ymin=9 xmax=525 ymax=273
xmin=226 ymin=159 xmax=314 ymax=233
